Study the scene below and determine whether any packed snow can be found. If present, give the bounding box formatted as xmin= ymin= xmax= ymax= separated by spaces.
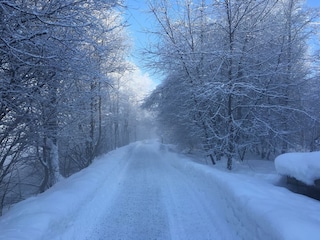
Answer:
xmin=0 ymin=141 xmax=320 ymax=240
xmin=275 ymin=151 xmax=320 ymax=186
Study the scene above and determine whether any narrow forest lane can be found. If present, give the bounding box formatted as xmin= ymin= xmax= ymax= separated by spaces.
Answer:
xmin=87 ymin=142 xmax=238 ymax=240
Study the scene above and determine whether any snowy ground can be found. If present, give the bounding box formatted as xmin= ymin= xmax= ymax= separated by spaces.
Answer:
xmin=0 ymin=141 xmax=320 ymax=240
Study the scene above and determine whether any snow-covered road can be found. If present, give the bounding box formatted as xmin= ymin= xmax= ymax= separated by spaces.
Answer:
xmin=88 ymin=142 xmax=237 ymax=239
xmin=1 ymin=140 xmax=320 ymax=240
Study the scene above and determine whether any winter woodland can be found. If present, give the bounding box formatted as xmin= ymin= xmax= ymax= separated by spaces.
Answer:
xmin=0 ymin=0 xmax=155 ymax=214
xmin=0 ymin=0 xmax=320 ymax=215
xmin=143 ymin=0 xmax=320 ymax=169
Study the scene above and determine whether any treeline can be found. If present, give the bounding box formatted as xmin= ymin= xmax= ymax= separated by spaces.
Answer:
xmin=0 ymin=0 xmax=141 ymax=214
xmin=144 ymin=0 xmax=320 ymax=169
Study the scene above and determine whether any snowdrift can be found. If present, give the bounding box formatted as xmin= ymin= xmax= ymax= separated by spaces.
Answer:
xmin=275 ymin=151 xmax=320 ymax=186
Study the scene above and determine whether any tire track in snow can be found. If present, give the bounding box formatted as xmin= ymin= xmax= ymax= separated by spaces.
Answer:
xmin=88 ymin=142 xmax=239 ymax=240
xmin=89 ymin=143 xmax=171 ymax=239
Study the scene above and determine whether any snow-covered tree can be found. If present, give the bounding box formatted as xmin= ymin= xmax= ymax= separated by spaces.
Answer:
xmin=0 ymin=0 xmax=129 ymax=213
xmin=144 ymin=0 xmax=317 ymax=169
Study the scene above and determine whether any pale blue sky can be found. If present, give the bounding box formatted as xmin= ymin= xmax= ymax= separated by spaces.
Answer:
xmin=125 ymin=0 xmax=157 ymax=81
xmin=126 ymin=0 xmax=320 ymax=83
xmin=308 ymin=0 xmax=320 ymax=7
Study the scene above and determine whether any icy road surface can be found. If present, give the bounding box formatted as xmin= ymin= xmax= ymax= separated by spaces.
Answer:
xmin=87 ymin=142 xmax=237 ymax=240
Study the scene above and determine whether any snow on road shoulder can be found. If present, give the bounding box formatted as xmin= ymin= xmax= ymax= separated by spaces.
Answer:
xmin=166 ymin=151 xmax=320 ymax=240
xmin=0 ymin=142 xmax=138 ymax=240
xmin=275 ymin=151 xmax=320 ymax=185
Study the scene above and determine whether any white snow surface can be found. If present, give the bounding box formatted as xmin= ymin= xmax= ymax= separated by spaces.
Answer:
xmin=275 ymin=151 xmax=320 ymax=185
xmin=0 ymin=141 xmax=320 ymax=240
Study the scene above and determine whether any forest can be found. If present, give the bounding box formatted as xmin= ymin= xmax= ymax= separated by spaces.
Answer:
xmin=0 ymin=0 xmax=155 ymax=214
xmin=0 ymin=0 xmax=319 ymax=215
xmin=144 ymin=0 xmax=320 ymax=169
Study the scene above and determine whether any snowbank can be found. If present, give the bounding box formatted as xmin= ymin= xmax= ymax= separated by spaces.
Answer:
xmin=275 ymin=151 xmax=320 ymax=186
xmin=0 ymin=143 xmax=136 ymax=240
xmin=169 ymin=153 xmax=320 ymax=240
